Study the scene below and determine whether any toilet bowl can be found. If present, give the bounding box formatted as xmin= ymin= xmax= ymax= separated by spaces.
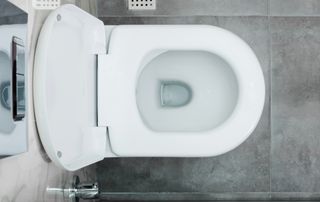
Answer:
xmin=34 ymin=5 xmax=265 ymax=171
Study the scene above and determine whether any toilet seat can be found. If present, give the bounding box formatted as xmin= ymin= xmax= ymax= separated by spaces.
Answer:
xmin=34 ymin=4 xmax=265 ymax=171
xmin=98 ymin=25 xmax=265 ymax=157
xmin=34 ymin=5 xmax=108 ymax=170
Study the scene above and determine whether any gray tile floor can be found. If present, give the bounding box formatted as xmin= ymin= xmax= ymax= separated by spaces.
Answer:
xmin=96 ymin=0 xmax=320 ymax=200
xmin=271 ymin=17 xmax=320 ymax=192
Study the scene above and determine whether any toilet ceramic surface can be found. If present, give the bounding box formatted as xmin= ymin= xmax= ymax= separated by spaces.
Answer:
xmin=34 ymin=4 xmax=265 ymax=170
xmin=34 ymin=5 xmax=107 ymax=170
xmin=99 ymin=25 xmax=265 ymax=157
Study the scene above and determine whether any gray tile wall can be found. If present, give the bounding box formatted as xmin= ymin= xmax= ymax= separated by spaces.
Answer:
xmin=96 ymin=0 xmax=320 ymax=200
xmin=271 ymin=17 xmax=320 ymax=192
xmin=0 ymin=1 xmax=25 ymax=18
xmin=0 ymin=1 xmax=27 ymax=25
xmin=98 ymin=0 xmax=320 ymax=17
xmin=98 ymin=0 xmax=268 ymax=16
xmin=269 ymin=0 xmax=320 ymax=16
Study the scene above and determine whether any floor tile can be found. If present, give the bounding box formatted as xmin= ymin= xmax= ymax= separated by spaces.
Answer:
xmin=271 ymin=17 xmax=320 ymax=192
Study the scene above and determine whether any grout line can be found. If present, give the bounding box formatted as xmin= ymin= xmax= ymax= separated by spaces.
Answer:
xmin=98 ymin=14 xmax=268 ymax=18
xmin=267 ymin=0 xmax=272 ymax=194
xmin=98 ymin=15 xmax=320 ymax=19
xmin=98 ymin=191 xmax=320 ymax=201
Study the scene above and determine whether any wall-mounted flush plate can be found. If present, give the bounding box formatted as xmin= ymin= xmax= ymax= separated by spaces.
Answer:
xmin=32 ymin=0 xmax=61 ymax=10
xmin=128 ymin=0 xmax=156 ymax=10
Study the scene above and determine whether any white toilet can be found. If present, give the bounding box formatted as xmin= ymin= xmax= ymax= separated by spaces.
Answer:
xmin=34 ymin=5 xmax=265 ymax=171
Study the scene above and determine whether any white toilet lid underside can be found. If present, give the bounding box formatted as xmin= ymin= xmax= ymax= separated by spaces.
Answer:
xmin=98 ymin=25 xmax=266 ymax=157
xmin=33 ymin=5 xmax=107 ymax=171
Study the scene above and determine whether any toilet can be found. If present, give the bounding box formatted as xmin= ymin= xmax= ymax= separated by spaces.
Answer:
xmin=34 ymin=5 xmax=265 ymax=171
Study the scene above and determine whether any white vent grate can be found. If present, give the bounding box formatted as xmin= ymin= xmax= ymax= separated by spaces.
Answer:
xmin=32 ymin=0 xmax=61 ymax=10
xmin=128 ymin=0 xmax=156 ymax=10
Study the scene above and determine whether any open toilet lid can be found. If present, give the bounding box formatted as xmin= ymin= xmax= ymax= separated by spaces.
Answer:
xmin=33 ymin=4 xmax=107 ymax=170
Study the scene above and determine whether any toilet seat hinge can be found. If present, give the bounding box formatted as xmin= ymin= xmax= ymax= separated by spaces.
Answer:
xmin=96 ymin=53 xmax=109 ymax=69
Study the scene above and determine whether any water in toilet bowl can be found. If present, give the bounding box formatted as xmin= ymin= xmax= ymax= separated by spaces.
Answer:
xmin=136 ymin=50 xmax=239 ymax=132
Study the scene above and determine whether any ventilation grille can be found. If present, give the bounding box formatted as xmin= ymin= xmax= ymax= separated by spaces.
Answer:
xmin=32 ymin=0 xmax=61 ymax=10
xmin=128 ymin=0 xmax=156 ymax=10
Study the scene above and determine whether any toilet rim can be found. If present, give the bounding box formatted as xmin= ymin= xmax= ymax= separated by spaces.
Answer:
xmin=99 ymin=25 xmax=266 ymax=157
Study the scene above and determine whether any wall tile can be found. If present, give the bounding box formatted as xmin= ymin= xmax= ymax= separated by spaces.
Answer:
xmin=270 ymin=0 xmax=320 ymax=16
xmin=98 ymin=16 xmax=270 ymax=193
xmin=97 ymin=0 xmax=268 ymax=17
xmin=0 ymin=1 xmax=27 ymax=25
xmin=0 ymin=1 xmax=24 ymax=18
xmin=271 ymin=17 xmax=320 ymax=192
xmin=0 ymin=14 xmax=27 ymax=25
